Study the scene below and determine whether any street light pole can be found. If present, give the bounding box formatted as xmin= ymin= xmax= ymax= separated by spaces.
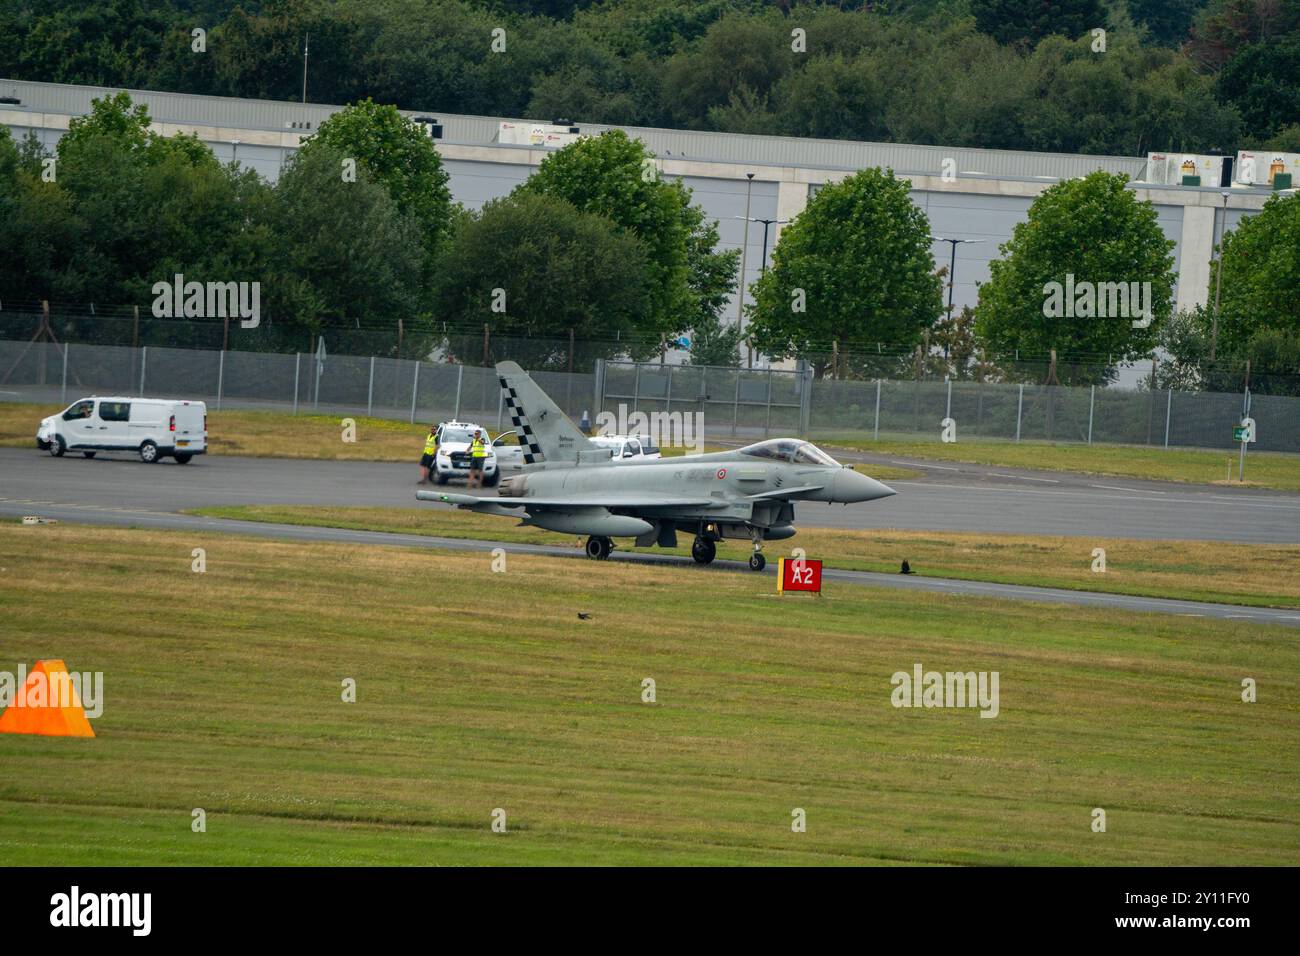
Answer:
xmin=735 ymin=215 xmax=788 ymax=367
xmin=932 ymin=237 xmax=985 ymax=359
xmin=301 ymin=32 xmax=310 ymax=104
xmin=1210 ymin=191 xmax=1230 ymax=362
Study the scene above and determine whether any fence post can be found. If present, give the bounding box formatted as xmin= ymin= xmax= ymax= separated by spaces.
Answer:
xmin=874 ymin=379 xmax=881 ymax=441
xmin=367 ymin=356 xmax=375 ymax=417
xmin=216 ymin=350 xmax=225 ymax=411
xmin=797 ymin=361 xmax=812 ymax=437
xmin=732 ymin=372 xmax=740 ymax=436
xmin=453 ymin=363 xmax=463 ymax=420
xmin=1164 ymin=389 xmax=1173 ymax=449
xmin=139 ymin=346 xmax=147 ymax=396
xmin=765 ymin=368 xmax=773 ymax=438
xmin=410 ymin=361 xmax=421 ymax=424
xmin=945 ymin=377 xmax=952 ymax=420
xmin=292 ymin=353 xmax=300 ymax=415
xmin=1087 ymin=385 xmax=1094 ymax=445
xmin=1015 ymin=384 xmax=1023 ymax=442
xmin=593 ymin=358 xmax=606 ymax=422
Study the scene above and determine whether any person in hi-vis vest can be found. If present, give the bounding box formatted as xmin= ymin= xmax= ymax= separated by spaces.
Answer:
xmin=467 ymin=429 xmax=487 ymax=489
xmin=419 ymin=422 xmax=441 ymax=484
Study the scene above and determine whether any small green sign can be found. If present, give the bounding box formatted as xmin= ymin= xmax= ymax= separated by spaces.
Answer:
xmin=1233 ymin=426 xmax=1247 ymax=441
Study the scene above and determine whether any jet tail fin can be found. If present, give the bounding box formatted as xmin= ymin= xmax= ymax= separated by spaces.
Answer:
xmin=496 ymin=361 xmax=596 ymax=466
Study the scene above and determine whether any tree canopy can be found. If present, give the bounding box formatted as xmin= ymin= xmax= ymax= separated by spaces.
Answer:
xmin=974 ymin=171 xmax=1176 ymax=384
xmin=746 ymin=167 xmax=943 ymax=378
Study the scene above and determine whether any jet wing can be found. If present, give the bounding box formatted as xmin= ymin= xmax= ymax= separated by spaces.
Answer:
xmin=417 ymin=490 xmax=721 ymax=510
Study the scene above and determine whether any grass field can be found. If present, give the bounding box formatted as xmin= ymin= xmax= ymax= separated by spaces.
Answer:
xmin=816 ymin=434 xmax=1300 ymax=492
xmin=1 ymin=524 xmax=1296 ymax=865
xmin=187 ymin=504 xmax=1300 ymax=609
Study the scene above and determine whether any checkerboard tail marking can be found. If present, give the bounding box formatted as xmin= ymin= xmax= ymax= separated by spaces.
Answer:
xmin=501 ymin=377 xmax=545 ymax=464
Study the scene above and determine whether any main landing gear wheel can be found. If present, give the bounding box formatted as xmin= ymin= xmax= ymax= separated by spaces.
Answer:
xmin=748 ymin=553 xmax=766 ymax=572
xmin=691 ymin=538 xmax=716 ymax=565
xmin=585 ymin=536 xmax=613 ymax=560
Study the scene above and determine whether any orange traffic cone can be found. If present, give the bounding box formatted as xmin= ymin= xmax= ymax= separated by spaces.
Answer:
xmin=0 ymin=660 xmax=96 ymax=737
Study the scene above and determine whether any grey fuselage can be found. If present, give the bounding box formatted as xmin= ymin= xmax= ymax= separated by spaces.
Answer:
xmin=499 ymin=448 xmax=893 ymax=544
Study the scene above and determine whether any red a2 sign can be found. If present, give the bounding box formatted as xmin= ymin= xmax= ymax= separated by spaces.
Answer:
xmin=778 ymin=557 xmax=823 ymax=594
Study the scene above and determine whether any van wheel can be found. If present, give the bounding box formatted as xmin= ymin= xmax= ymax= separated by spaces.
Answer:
xmin=82 ymin=451 xmax=96 ymax=459
xmin=434 ymin=471 xmax=448 ymax=485
xmin=139 ymin=441 xmax=159 ymax=463
xmin=49 ymin=436 xmax=66 ymax=457
xmin=174 ymin=453 xmax=192 ymax=464
xmin=484 ymin=470 xmax=500 ymax=487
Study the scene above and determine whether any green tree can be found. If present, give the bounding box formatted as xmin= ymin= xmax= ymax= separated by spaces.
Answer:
xmin=1212 ymin=191 xmax=1300 ymax=353
xmin=746 ymin=167 xmax=943 ymax=378
xmin=265 ymin=145 xmax=424 ymax=348
xmin=301 ymin=98 xmax=453 ymax=269
xmin=1215 ymin=37 xmax=1300 ymax=139
xmin=972 ymin=0 xmax=1106 ymax=46
xmin=517 ymin=130 xmax=693 ymax=344
xmin=434 ymin=191 xmax=651 ymax=370
xmin=975 ymin=171 xmax=1176 ymax=384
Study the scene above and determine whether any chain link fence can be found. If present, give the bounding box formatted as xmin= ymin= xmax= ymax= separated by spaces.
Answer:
xmin=2 ymin=339 xmax=1296 ymax=454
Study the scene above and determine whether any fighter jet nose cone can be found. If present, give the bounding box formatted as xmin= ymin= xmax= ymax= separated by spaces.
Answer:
xmin=834 ymin=469 xmax=897 ymax=503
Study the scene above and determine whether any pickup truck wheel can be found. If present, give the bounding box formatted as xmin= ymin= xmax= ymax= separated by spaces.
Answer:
xmin=174 ymin=453 xmax=192 ymax=464
xmin=434 ymin=471 xmax=448 ymax=485
xmin=139 ymin=440 xmax=159 ymax=463
xmin=82 ymin=451 xmax=96 ymax=459
xmin=484 ymin=469 xmax=500 ymax=487
xmin=49 ymin=436 xmax=66 ymax=457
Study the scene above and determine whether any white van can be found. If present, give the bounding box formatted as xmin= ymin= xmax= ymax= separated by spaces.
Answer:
xmin=37 ymin=397 xmax=207 ymax=463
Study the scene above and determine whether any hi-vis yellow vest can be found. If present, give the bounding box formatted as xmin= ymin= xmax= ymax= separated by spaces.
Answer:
xmin=470 ymin=437 xmax=486 ymax=459
xmin=424 ymin=433 xmax=438 ymax=456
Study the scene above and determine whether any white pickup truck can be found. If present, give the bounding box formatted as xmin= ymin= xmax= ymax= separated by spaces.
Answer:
xmin=494 ymin=432 xmax=662 ymax=472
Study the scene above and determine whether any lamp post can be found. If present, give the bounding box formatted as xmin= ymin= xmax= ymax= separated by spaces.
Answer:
xmin=735 ymin=215 xmax=788 ymax=367
xmin=1210 ymin=191 xmax=1230 ymax=362
xmin=932 ymin=237 xmax=985 ymax=361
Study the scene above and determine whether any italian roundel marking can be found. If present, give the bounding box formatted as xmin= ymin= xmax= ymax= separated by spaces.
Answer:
xmin=716 ymin=468 xmax=727 ymax=479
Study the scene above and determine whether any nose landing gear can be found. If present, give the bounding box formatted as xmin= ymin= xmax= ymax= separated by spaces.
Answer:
xmin=748 ymin=529 xmax=766 ymax=572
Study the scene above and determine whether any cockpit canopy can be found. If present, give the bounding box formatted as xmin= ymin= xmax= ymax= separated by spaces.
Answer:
xmin=738 ymin=439 xmax=841 ymax=466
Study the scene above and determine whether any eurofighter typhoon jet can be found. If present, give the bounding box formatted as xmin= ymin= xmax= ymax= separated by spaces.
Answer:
xmin=416 ymin=362 xmax=896 ymax=570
